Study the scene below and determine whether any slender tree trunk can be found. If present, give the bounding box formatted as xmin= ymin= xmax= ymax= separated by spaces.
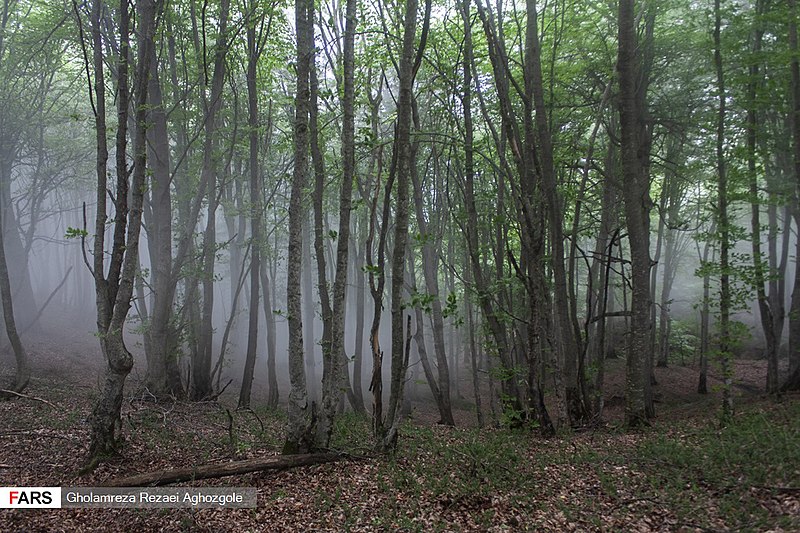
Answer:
xmin=0 ymin=193 xmax=28 ymax=395
xmin=746 ymin=0 xmax=778 ymax=394
xmin=714 ymin=0 xmax=734 ymax=418
xmin=410 ymin=152 xmax=454 ymax=426
xmin=407 ymin=253 xmax=444 ymax=418
xmin=698 ymin=241 xmax=713 ymax=394
xmin=284 ymin=0 xmax=315 ymax=454
xmin=351 ymin=231 xmax=367 ymax=412
xmin=239 ymin=11 xmax=267 ymax=409
xmin=193 ymin=0 xmax=230 ymax=401
xmin=383 ymin=0 xmax=431 ymax=450
xmin=261 ymin=259 xmax=279 ymax=407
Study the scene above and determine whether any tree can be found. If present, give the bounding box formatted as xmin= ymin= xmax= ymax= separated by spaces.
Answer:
xmin=83 ymin=0 xmax=160 ymax=463
xmin=239 ymin=1 xmax=274 ymax=410
xmin=785 ymin=0 xmax=800 ymax=392
xmin=713 ymin=0 xmax=733 ymax=419
xmin=284 ymin=0 xmax=315 ymax=454
xmin=617 ymin=0 xmax=653 ymax=428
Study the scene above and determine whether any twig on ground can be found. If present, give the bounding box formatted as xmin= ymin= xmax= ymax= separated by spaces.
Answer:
xmin=0 ymin=389 xmax=59 ymax=409
xmin=238 ymin=407 xmax=265 ymax=433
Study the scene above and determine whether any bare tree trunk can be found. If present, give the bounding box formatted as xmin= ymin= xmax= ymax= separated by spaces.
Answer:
xmin=366 ymin=88 xmax=390 ymax=441
xmin=261 ymin=258 xmax=279 ymax=407
xmin=407 ymin=253 xmax=444 ymax=417
xmin=525 ymin=0 xmax=583 ymax=423
xmin=143 ymin=46 xmax=183 ymax=399
xmin=193 ymin=0 xmax=230 ymax=401
xmin=239 ymin=8 xmax=270 ymax=409
xmin=284 ymin=0 xmax=315 ymax=454
xmin=460 ymin=4 xmax=483 ymax=428
xmin=409 ymin=148 xmax=454 ymax=426
xmin=302 ymin=215 xmax=318 ymax=403
xmin=618 ymin=0 xmax=652 ymax=427
xmin=745 ymin=0 xmax=778 ymax=394
xmin=351 ymin=230 xmax=367 ymax=413
xmin=698 ymin=240 xmax=713 ymax=395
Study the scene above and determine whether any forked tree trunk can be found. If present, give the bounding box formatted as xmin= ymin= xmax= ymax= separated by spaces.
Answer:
xmin=87 ymin=0 xmax=158 ymax=463
xmin=409 ymin=150 xmax=454 ymax=426
xmin=383 ymin=0 xmax=431 ymax=450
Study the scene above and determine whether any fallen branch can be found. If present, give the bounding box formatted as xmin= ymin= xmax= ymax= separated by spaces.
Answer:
xmin=0 ymin=389 xmax=59 ymax=409
xmin=104 ymin=453 xmax=342 ymax=487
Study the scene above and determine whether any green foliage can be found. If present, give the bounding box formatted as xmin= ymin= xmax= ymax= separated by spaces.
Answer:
xmin=64 ymin=227 xmax=88 ymax=239
xmin=408 ymin=290 xmax=435 ymax=313
xmin=667 ymin=320 xmax=699 ymax=365
xmin=441 ymin=291 xmax=463 ymax=327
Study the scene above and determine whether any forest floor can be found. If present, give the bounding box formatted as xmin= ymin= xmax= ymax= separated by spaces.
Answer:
xmin=1 ymin=335 xmax=799 ymax=532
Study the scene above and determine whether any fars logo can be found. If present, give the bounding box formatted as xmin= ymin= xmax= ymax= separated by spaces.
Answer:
xmin=0 ymin=487 xmax=61 ymax=508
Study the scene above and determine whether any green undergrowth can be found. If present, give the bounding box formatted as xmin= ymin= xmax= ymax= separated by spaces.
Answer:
xmin=326 ymin=400 xmax=799 ymax=530
xmin=630 ymin=400 xmax=800 ymax=530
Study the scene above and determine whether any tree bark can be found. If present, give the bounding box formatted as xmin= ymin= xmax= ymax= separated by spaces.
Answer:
xmin=239 ymin=9 xmax=268 ymax=409
xmin=284 ymin=0 xmax=315 ymax=454
xmin=618 ymin=0 xmax=652 ymax=427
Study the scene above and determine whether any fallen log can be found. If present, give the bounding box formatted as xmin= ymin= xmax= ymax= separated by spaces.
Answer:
xmin=104 ymin=453 xmax=341 ymax=487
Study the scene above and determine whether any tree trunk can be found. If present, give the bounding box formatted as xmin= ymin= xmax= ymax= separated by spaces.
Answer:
xmin=193 ymin=0 xmax=230 ymax=401
xmin=698 ymin=240 xmax=713 ymax=395
xmin=88 ymin=0 xmax=158 ymax=464
xmin=383 ymin=0 xmax=431 ymax=450
xmin=261 ymin=259 xmax=279 ymax=407
xmin=714 ymin=0 xmax=734 ymax=418
xmin=0 ymin=192 xmax=28 ymax=396
xmin=324 ymin=0 xmax=363 ymax=424
xmin=351 ymin=231 xmax=367 ymax=413
xmin=409 ymin=151 xmax=454 ymax=426
xmin=785 ymin=0 xmax=800 ymax=390
xmin=618 ymin=0 xmax=652 ymax=428
xmin=106 ymin=453 xmax=341 ymax=487
xmin=143 ymin=46 xmax=183 ymax=399
xmin=284 ymin=0 xmax=315 ymax=454
xmin=302 ymin=215 xmax=318 ymax=403
xmin=239 ymin=13 xmax=268 ymax=409
xmin=746 ymin=0 xmax=778 ymax=393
